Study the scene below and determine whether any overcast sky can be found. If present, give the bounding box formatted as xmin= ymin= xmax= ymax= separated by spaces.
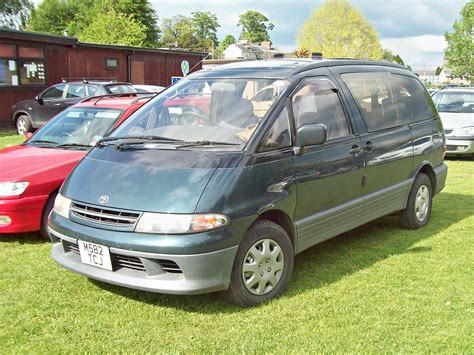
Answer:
xmin=150 ymin=0 xmax=468 ymax=69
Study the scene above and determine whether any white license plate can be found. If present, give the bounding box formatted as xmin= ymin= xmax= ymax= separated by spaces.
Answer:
xmin=78 ymin=240 xmax=113 ymax=271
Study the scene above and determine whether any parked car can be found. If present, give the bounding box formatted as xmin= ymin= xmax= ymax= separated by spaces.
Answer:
xmin=431 ymin=87 xmax=474 ymax=158
xmin=10 ymin=79 xmax=136 ymax=135
xmin=49 ymin=59 xmax=448 ymax=307
xmin=0 ymin=93 xmax=152 ymax=238
xmin=133 ymin=85 xmax=165 ymax=93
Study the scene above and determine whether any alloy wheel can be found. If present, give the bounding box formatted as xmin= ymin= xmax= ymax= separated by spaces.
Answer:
xmin=415 ymin=184 xmax=430 ymax=222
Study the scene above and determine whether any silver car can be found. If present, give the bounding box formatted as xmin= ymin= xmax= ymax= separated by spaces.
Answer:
xmin=432 ymin=88 xmax=474 ymax=158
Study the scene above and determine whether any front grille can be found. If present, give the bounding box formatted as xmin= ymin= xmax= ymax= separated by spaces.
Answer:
xmin=113 ymin=254 xmax=146 ymax=271
xmin=71 ymin=202 xmax=140 ymax=226
xmin=446 ymin=145 xmax=457 ymax=151
xmin=60 ymin=239 xmax=182 ymax=274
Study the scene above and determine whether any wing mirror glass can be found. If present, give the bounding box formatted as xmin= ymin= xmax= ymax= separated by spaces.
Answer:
xmin=293 ymin=123 xmax=327 ymax=155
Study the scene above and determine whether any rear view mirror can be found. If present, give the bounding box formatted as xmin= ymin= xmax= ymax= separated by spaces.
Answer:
xmin=35 ymin=95 xmax=44 ymax=105
xmin=294 ymin=124 xmax=327 ymax=155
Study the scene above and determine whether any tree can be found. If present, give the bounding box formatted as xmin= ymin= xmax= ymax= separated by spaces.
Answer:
xmin=237 ymin=10 xmax=274 ymax=44
xmin=297 ymin=0 xmax=383 ymax=60
xmin=444 ymin=1 xmax=473 ymax=80
xmin=191 ymin=11 xmax=219 ymax=48
xmin=78 ymin=5 xmax=146 ymax=46
xmin=214 ymin=34 xmax=236 ymax=59
xmin=0 ymin=0 xmax=32 ymax=29
xmin=382 ymin=48 xmax=406 ymax=65
xmin=27 ymin=0 xmax=159 ymax=47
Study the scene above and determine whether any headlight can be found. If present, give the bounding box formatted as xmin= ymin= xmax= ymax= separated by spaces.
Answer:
xmin=454 ymin=126 xmax=474 ymax=136
xmin=53 ymin=193 xmax=72 ymax=219
xmin=135 ymin=212 xmax=229 ymax=234
xmin=0 ymin=182 xmax=29 ymax=197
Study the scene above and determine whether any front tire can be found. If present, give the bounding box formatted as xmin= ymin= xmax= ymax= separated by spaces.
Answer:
xmin=224 ymin=220 xmax=294 ymax=307
xmin=399 ymin=173 xmax=433 ymax=229
xmin=40 ymin=192 xmax=57 ymax=240
xmin=16 ymin=115 xmax=33 ymax=135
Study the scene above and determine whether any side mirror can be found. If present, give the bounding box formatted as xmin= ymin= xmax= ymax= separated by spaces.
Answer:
xmin=35 ymin=95 xmax=44 ymax=105
xmin=293 ymin=124 xmax=327 ymax=155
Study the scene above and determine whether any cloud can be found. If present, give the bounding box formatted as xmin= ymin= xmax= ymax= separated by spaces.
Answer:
xmin=381 ymin=35 xmax=447 ymax=67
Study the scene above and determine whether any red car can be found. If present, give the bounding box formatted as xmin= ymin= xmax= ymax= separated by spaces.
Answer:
xmin=0 ymin=94 xmax=152 ymax=237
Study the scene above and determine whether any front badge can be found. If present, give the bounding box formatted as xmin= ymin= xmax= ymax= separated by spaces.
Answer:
xmin=98 ymin=195 xmax=109 ymax=205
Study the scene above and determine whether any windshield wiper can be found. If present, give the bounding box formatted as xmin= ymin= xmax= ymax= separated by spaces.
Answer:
xmin=56 ymin=143 xmax=92 ymax=149
xmin=29 ymin=139 xmax=59 ymax=145
xmin=176 ymin=140 xmax=240 ymax=149
xmin=96 ymin=135 xmax=183 ymax=147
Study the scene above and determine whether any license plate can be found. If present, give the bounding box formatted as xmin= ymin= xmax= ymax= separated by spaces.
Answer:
xmin=78 ymin=240 xmax=113 ymax=270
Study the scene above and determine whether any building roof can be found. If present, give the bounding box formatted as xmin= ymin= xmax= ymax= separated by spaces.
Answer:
xmin=0 ymin=28 xmax=208 ymax=57
xmin=192 ymin=59 xmax=406 ymax=79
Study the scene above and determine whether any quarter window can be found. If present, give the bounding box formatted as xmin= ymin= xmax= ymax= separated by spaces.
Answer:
xmin=292 ymin=78 xmax=350 ymax=140
xmin=66 ymin=84 xmax=86 ymax=98
xmin=259 ymin=106 xmax=291 ymax=152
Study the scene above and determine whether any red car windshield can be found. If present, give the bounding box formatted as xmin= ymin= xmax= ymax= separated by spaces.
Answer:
xmin=28 ymin=107 xmax=124 ymax=148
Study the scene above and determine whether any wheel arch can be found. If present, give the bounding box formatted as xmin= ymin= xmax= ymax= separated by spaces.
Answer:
xmin=415 ymin=162 xmax=437 ymax=193
xmin=254 ymin=209 xmax=296 ymax=253
xmin=12 ymin=111 xmax=30 ymax=125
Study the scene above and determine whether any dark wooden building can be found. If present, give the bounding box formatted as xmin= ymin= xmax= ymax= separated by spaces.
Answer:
xmin=0 ymin=29 xmax=207 ymax=127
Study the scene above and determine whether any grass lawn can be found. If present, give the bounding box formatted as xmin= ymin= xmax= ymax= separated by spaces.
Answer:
xmin=0 ymin=130 xmax=24 ymax=147
xmin=1 ymin=131 xmax=473 ymax=352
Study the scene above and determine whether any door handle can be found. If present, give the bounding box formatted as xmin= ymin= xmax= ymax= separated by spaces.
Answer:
xmin=53 ymin=103 xmax=61 ymax=106
xmin=349 ymin=145 xmax=362 ymax=156
xmin=363 ymin=141 xmax=374 ymax=152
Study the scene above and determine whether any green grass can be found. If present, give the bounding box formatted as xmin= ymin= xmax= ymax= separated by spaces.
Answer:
xmin=0 ymin=130 xmax=24 ymax=147
xmin=1 ymin=131 xmax=473 ymax=352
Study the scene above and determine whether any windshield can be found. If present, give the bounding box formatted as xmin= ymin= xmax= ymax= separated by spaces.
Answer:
xmin=432 ymin=92 xmax=474 ymax=113
xmin=28 ymin=107 xmax=123 ymax=148
xmin=111 ymin=78 xmax=289 ymax=149
xmin=106 ymin=84 xmax=136 ymax=94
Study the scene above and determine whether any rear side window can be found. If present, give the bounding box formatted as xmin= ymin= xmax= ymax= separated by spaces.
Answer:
xmin=342 ymin=72 xmax=436 ymax=131
xmin=390 ymin=74 xmax=437 ymax=122
xmin=66 ymin=84 xmax=86 ymax=98
xmin=292 ymin=77 xmax=350 ymax=140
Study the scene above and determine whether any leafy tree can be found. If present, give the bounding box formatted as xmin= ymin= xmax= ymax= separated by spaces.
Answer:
xmin=297 ymin=0 xmax=383 ymax=60
xmin=382 ymin=48 xmax=406 ymax=66
xmin=0 ymin=0 xmax=32 ymax=29
xmin=161 ymin=13 xmax=216 ymax=52
xmin=27 ymin=0 xmax=159 ymax=47
xmin=237 ymin=10 xmax=274 ymax=44
xmin=191 ymin=11 xmax=219 ymax=47
xmin=78 ymin=5 xmax=146 ymax=46
xmin=444 ymin=1 xmax=473 ymax=80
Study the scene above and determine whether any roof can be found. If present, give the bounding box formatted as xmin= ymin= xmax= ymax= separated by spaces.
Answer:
xmin=191 ymin=59 xmax=406 ymax=79
xmin=0 ymin=28 xmax=208 ymax=57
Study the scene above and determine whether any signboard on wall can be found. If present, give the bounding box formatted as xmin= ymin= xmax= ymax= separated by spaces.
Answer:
xmin=171 ymin=76 xmax=182 ymax=85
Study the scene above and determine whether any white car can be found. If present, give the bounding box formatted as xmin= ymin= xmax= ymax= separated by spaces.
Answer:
xmin=432 ymin=88 xmax=474 ymax=158
xmin=133 ymin=85 xmax=165 ymax=93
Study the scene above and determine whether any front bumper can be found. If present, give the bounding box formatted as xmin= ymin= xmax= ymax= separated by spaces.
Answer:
xmin=445 ymin=137 xmax=474 ymax=155
xmin=0 ymin=195 xmax=48 ymax=233
xmin=50 ymin=227 xmax=238 ymax=294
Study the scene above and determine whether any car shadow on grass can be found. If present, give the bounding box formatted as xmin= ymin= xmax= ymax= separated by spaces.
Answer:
xmin=90 ymin=191 xmax=473 ymax=313
xmin=0 ymin=232 xmax=45 ymax=244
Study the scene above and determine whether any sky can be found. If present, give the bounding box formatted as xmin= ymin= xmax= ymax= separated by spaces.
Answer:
xmin=150 ymin=0 xmax=469 ymax=70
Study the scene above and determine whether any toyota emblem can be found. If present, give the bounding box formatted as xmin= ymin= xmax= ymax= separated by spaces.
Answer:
xmin=98 ymin=195 xmax=109 ymax=204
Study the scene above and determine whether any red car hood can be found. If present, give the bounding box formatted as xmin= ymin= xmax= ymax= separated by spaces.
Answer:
xmin=0 ymin=145 xmax=85 ymax=182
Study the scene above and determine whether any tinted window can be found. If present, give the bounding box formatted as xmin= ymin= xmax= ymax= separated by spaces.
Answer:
xmin=0 ymin=59 xmax=16 ymax=86
xmin=66 ymin=84 xmax=86 ymax=98
xmin=341 ymin=72 xmax=400 ymax=131
xmin=259 ymin=106 xmax=291 ymax=152
xmin=390 ymin=74 xmax=437 ymax=122
xmin=19 ymin=59 xmax=45 ymax=85
xmin=87 ymin=85 xmax=102 ymax=96
xmin=292 ymin=78 xmax=350 ymax=140
xmin=42 ymin=85 xmax=65 ymax=99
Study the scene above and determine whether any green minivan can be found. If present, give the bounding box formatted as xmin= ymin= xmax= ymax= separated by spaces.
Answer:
xmin=49 ymin=60 xmax=448 ymax=307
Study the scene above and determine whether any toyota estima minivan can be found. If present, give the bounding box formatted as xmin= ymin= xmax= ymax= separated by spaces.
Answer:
xmin=49 ymin=60 xmax=448 ymax=307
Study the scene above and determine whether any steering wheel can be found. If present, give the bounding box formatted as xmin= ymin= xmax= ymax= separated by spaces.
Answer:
xmin=179 ymin=111 xmax=209 ymax=126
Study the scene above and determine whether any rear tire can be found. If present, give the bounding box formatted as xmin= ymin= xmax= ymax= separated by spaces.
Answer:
xmin=224 ymin=220 xmax=294 ymax=307
xmin=399 ymin=173 xmax=432 ymax=229
xmin=16 ymin=115 xmax=33 ymax=135
xmin=40 ymin=192 xmax=57 ymax=240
